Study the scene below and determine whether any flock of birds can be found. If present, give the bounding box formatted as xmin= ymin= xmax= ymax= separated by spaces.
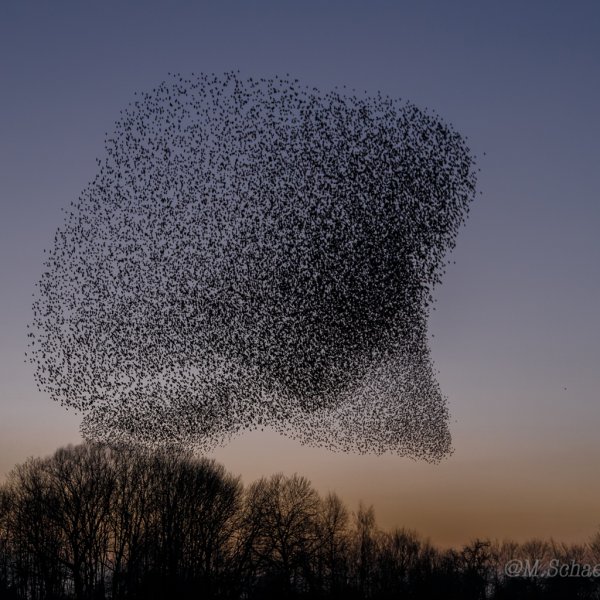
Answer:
xmin=29 ymin=72 xmax=477 ymax=462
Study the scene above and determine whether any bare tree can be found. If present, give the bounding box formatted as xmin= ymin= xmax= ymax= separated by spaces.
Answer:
xmin=318 ymin=492 xmax=350 ymax=597
xmin=2 ymin=442 xmax=600 ymax=599
xmin=352 ymin=502 xmax=377 ymax=598
xmin=45 ymin=444 xmax=115 ymax=599
xmin=4 ymin=458 xmax=67 ymax=599
xmin=246 ymin=473 xmax=321 ymax=596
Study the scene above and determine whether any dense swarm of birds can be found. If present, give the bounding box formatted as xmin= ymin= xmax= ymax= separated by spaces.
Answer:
xmin=28 ymin=72 xmax=478 ymax=462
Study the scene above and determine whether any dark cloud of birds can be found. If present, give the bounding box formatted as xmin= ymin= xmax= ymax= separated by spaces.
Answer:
xmin=28 ymin=72 xmax=478 ymax=462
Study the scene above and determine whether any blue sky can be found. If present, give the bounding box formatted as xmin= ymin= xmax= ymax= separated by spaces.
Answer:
xmin=1 ymin=1 xmax=599 ymax=546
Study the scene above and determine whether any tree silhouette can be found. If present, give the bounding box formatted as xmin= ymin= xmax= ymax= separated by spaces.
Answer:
xmin=1 ymin=442 xmax=599 ymax=599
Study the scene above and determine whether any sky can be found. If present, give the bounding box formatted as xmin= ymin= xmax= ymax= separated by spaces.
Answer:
xmin=1 ymin=1 xmax=599 ymax=548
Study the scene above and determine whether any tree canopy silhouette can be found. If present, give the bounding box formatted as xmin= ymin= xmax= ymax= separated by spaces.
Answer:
xmin=1 ymin=443 xmax=598 ymax=600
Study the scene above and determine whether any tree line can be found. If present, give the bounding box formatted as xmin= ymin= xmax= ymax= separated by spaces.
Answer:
xmin=0 ymin=443 xmax=598 ymax=599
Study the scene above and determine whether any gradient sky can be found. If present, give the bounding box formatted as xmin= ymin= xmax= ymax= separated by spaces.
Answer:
xmin=1 ymin=1 xmax=599 ymax=548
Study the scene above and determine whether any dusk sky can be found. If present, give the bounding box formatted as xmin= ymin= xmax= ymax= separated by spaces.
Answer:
xmin=1 ymin=1 xmax=599 ymax=548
